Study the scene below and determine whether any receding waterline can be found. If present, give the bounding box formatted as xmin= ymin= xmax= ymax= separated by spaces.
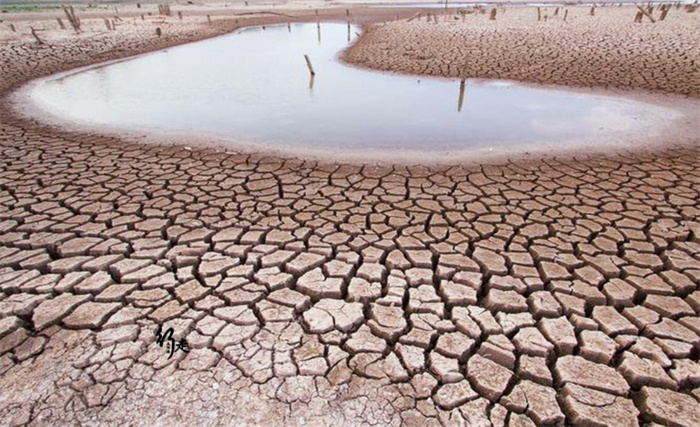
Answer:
xmin=18 ymin=23 xmax=694 ymax=159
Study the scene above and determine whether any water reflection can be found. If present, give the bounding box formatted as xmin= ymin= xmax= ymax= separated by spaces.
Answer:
xmin=26 ymin=23 xmax=675 ymax=153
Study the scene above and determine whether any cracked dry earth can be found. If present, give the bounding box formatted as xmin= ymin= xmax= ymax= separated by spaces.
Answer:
xmin=346 ymin=6 xmax=700 ymax=97
xmin=1 ymin=8 xmax=700 ymax=427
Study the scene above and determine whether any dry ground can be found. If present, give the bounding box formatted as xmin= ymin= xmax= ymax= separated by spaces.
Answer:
xmin=346 ymin=5 xmax=700 ymax=96
xmin=0 ymin=4 xmax=699 ymax=427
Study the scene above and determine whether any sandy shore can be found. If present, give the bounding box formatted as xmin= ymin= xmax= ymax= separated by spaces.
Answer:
xmin=0 ymin=3 xmax=699 ymax=426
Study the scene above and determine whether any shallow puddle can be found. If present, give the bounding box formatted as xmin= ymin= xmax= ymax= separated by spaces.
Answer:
xmin=20 ymin=23 xmax=691 ymax=160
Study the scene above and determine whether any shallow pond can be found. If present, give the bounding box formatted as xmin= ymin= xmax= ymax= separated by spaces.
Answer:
xmin=20 ymin=22 xmax=689 ymax=160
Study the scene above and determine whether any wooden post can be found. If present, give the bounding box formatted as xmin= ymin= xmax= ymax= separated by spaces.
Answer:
xmin=30 ymin=27 xmax=44 ymax=45
xmin=178 ymin=11 xmax=182 ymax=20
xmin=554 ymin=7 xmax=559 ymax=16
xmin=659 ymin=5 xmax=670 ymax=20
xmin=63 ymin=6 xmax=81 ymax=32
xmin=69 ymin=6 xmax=79 ymax=27
xmin=490 ymin=8 xmax=497 ymax=20
xmin=563 ymin=9 xmax=568 ymax=21
xmin=104 ymin=18 xmax=111 ymax=30
xmin=634 ymin=11 xmax=643 ymax=23
xmin=156 ymin=27 xmax=162 ymax=36
xmin=537 ymin=7 xmax=541 ymax=21
xmin=304 ymin=54 xmax=316 ymax=76
xmin=10 ymin=23 xmax=16 ymax=32
xmin=637 ymin=6 xmax=656 ymax=23
xmin=590 ymin=6 xmax=595 ymax=16
xmin=288 ymin=22 xmax=291 ymax=31
xmin=56 ymin=18 xmax=65 ymax=29
xmin=207 ymin=15 xmax=211 ymax=24
xmin=457 ymin=79 xmax=466 ymax=112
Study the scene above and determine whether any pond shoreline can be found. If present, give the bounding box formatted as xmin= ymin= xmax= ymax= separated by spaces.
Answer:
xmin=3 ymin=6 xmax=699 ymax=166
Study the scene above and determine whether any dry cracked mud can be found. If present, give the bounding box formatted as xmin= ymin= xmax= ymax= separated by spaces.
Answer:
xmin=346 ymin=6 xmax=700 ymax=97
xmin=0 ymin=4 xmax=699 ymax=427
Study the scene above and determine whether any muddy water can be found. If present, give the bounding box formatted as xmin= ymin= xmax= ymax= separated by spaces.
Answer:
xmin=22 ymin=23 xmax=685 ymax=158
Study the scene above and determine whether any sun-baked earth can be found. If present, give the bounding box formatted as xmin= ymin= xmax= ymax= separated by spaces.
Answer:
xmin=346 ymin=5 xmax=700 ymax=96
xmin=0 ymin=3 xmax=699 ymax=427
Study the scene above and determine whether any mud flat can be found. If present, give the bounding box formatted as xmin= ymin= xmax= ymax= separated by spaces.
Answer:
xmin=0 ymin=4 xmax=699 ymax=427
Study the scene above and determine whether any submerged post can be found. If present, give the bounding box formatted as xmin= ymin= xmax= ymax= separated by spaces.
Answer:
xmin=458 ymin=79 xmax=466 ymax=112
xmin=304 ymin=54 xmax=316 ymax=76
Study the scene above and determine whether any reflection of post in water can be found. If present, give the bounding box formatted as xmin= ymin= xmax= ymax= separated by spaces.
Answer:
xmin=287 ymin=22 xmax=291 ymax=32
xmin=309 ymin=74 xmax=315 ymax=92
xmin=347 ymin=22 xmax=351 ymax=42
xmin=317 ymin=21 xmax=321 ymax=44
xmin=457 ymin=79 xmax=466 ymax=112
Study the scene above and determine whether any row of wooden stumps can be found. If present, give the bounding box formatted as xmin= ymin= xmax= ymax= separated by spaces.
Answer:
xmin=634 ymin=4 xmax=675 ymax=23
xmin=15 ymin=3 xmax=220 ymax=43
xmin=538 ymin=7 xmax=568 ymax=22
xmin=26 ymin=5 xmax=80 ymax=44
